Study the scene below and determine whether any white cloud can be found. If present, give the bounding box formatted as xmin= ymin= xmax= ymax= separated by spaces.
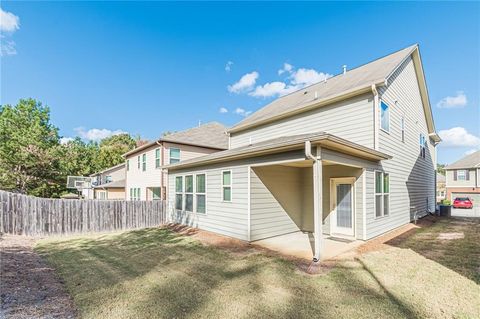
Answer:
xmin=438 ymin=127 xmax=480 ymax=147
xmin=290 ymin=68 xmax=332 ymax=86
xmin=465 ymin=149 xmax=478 ymax=156
xmin=0 ymin=8 xmax=19 ymax=32
xmin=436 ymin=91 xmax=467 ymax=108
xmin=228 ymin=71 xmax=259 ymax=93
xmin=60 ymin=137 xmax=75 ymax=144
xmin=249 ymin=81 xmax=294 ymax=98
xmin=234 ymin=107 xmax=252 ymax=117
xmin=225 ymin=61 xmax=233 ymax=72
xmin=219 ymin=107 xmax=228 ymax=113
xmin=278 ymin=63 xmax=293 ymax=75
xmin=74 ymin=127 xmax=128 ymax=141
xmin=0 ymin=35 xmax=16 ymax=56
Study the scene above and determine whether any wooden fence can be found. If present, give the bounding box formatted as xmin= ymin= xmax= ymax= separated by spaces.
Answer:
xmin=0 ymin=190 xmax=168 ymax=236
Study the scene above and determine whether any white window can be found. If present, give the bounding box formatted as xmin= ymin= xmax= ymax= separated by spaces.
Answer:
xmin=105 ymin=175 xmax=112 ymax=183
xmin=222 ymin=171 xmax=232 ymax=202
xmin=419 ymin=134 xmax=426 ymax=159
xmin=401 ymin=116 xmax=405 ymax=143
xmin=185 ymin=175 xmax=193 ymax=212
xmin=142 ymin=154 xmax=146 ymax=171
xmin=130 ymin=188 xmax=141 ymax=201
xmin=170 ymin=148 xmax=181 ymax=164
xmin=137 ymin=156 xmax=140 ymax=169
xmin=457 ymin=170 xmax=467 ymax=181
xmin=127 ymin=159 xmax=130 ymax=171
xmin=375 ymin=172 xmax=389 ymax=218
xmin=99 ymin=191 xmax=107 ymax=200
xmin=380 ymin=101 xmax=390 ymax=132
xmin=175 ymin=176 xmax=183 ymax=210
xmin=196 ymin=174 xmax=206 ymax=214
xmin=155 ymin=148 xmax=161 ymax=168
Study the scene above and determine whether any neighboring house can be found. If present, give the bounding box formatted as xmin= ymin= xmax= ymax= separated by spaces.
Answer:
xmin=124 ymin=122 xmax=228 ymax=201
xmin=166 ymin=44 xmax=440 ymax=261
xmin=436 ymin=173 xmax=446 ymax=203
xmin=90 ymin=163 xmax=126 ymax=200
xmin=445 ymin=150 xmax=480 ymax=203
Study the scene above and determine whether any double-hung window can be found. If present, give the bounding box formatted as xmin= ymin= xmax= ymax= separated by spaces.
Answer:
xmin=375 ymin=172 xmax=390 ymax=217
xmin=185 ymin=175 xmax=193 ymax=212
xmin=380 ymin=101 xmax=390 ymax=132
xmin=419 ymin=134 xmax=426 ymax=159
xmin=127 ymin=159 xmax=130 ymax=171
xmin=457 ymin=170 xmax=467 ymax=181
xmin=175 ymin=176 xmax=183 ymax=210
xmin=152 ymin=187 xmax=161 ymax=200
xmin=222 ymin=171 xmax=232 ymax=202
xmin=142 ymin=154 xmax=146 ymax=171
xmin=130 ymin=188 xmax=141 ymax=201
xmin=196 ymin=174 xmax=206 ymax=214
xmin=170 ymin=148 xmax=181 ymax=164
xmin=155 ymin=148 xmax=161 ymax=168
xmin=137 ymin=156 xmax=140 ymax=169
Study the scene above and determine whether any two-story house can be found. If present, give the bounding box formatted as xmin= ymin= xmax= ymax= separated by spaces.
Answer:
xmin=124 ymin=122 xmax=228 ymax=201
xmin=166 ymin=44 xmax=440 ymax=261
xmin=89 ymin=163 xmax=126 ymax=200
xmin=445 ymin=150 xmax=480 ymax=202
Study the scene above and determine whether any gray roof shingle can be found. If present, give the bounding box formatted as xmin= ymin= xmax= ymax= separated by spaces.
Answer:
xmin=162 ymin=122 xmax=228 ymax=149
xmin=229 ymin=44 xmax=417 ymax=133
xmin=445 ymin=150 xmax=480 ymax=169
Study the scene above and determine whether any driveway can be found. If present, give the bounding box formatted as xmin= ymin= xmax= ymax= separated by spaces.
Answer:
xmin=451 ymin=206 xmax=480 ymax=218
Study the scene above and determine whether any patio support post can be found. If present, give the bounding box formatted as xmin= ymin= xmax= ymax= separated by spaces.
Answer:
xmin=305 ymin=141 xmax=323 ymax=262
xmin=313 ymin=147 xmax=323 ymax=261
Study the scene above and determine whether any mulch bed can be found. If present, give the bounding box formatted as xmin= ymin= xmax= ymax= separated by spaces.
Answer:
xmin=0 ymin=234 xmax=76 ymax=319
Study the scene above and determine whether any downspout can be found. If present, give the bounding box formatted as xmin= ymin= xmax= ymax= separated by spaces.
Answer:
xmin=156 ymin=141 xmax=165 ymax=199
xmin=305 ymin=141 xmax=322 ymax=262
xmin=372 ymin=84 xmax=379 ymax=150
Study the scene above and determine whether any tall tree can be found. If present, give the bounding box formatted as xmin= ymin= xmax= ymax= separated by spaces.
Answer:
xmin=0 ymin=99 xmax=62 ymax=197
xmin=96 ymin=134 xmax=136 ymax=170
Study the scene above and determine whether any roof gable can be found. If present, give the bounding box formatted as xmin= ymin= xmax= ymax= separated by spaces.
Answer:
xmin=445 ymin=150 xmax=480 ymax=169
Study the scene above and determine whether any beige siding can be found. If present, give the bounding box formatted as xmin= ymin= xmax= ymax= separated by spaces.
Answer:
xmin=107 ymin=188 xmax=125 ymax=200
xmin=230 ymin=93 xmax=375 ymax=149
xmin=445 ymin=169 xmax=477 ymax=187
xmin=126 ymin=142 xmax=220 ymax=201
xmin=368 ymin=56 xmax=436 ymax=239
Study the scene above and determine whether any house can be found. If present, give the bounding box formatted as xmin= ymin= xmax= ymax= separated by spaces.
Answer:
xmin=166 ymin=44 xmax=440 ymax=261
xmin=436 ymin=172 xmax=446 ymax=203
xmin=124 ymin=122 xmax=228 ymax=201
xmin=444 ymin=150 xmax=480 ymax=202
xmin=90 ymin=163 xmax=126 ymax=200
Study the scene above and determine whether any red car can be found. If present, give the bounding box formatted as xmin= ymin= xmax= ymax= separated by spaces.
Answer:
xmin=453 ymin=197 xmax=473 ymax=209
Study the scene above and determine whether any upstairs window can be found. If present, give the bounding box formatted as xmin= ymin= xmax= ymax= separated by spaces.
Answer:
xmin=375 ymin=172 xmax=390 ymax=218
xmin=137 ymin=156 xmax=140 ymax=169
xmin=105 ymin=175 xmax=112 ymax=183
xmin=419 ymin=134 xmax=426 ymax=159
xmin=222 ymin=171 xmax=232 ymax=202
xmin=170 ymin=148 xmax=181 ymax=164
xmin=142 ymin=154 xmax=146 ymax=171
xmin=127 ymin=159 xmax=130 ymax=171
xmin=155 ymin=148 xmax=161 ymax=168
xmin=455 ymin=170 xmax=469 ymax=181
xmin=380 ymin=101 xmax=390 ymax=132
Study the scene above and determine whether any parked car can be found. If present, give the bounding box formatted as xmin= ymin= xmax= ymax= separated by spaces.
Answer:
xmin=452 ymin=197 xmax=473 ymax=209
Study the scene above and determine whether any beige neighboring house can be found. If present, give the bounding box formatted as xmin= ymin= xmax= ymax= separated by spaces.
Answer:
xmin=166 ymin=44 xmax=440 ymax=262
xmin=445 ymin=150 xmax=480 ymax=202
xmin=124 ymin=122 xmax=228 ymax=201
xmin=436 ymin=173 xmax=446 ymax=203
xmin=90 ymin=163 xmax=126 ymax=200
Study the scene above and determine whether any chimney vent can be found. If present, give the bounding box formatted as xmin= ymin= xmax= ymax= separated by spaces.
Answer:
xmin=314 ymin=91 xmax=318 ymax=100
xmin=342 ymin=65 xmax=347 ymax=75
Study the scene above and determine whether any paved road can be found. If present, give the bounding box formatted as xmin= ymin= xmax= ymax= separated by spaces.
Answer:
xmin=451 ymin=206 xmax=480 ymax=218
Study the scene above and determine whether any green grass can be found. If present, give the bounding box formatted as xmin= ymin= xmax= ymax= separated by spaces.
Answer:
xmin=36 ymin=221 xmax=480 ymax=319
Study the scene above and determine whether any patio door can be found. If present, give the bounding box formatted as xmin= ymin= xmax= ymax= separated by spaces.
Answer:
xmin=331 ymin=178 xmax=355 ymax=237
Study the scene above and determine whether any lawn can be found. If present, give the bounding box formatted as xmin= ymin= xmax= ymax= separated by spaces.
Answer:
xmin=35 ymin=218 xmax=480 ymax=319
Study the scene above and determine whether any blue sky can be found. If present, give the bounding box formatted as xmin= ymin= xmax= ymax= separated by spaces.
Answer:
xmin=1 ymin=1 xmax=479 ymax=164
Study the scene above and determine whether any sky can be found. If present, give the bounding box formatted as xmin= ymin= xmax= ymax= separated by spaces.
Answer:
xmin=1 ymin=1 xmax=479 ymax=165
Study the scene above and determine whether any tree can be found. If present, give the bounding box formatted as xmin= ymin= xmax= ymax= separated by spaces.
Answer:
xmin=437 ymin=163 xmax=446 ymax=175
xmin=0 ymin=99 xmax=63 ymax=197
xmin=58 ymin=138 xmax=99 ymax=177
xmin=96 ymin=134 xmax=136 ymax=170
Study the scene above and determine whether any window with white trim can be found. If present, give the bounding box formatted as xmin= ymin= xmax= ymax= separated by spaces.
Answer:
xmin=142 ymin=154 xmax=146 ymax=171
xmin=222 ymin=171 xmax=232 ymax=202
xmin=196 ymin=174 xmax=206 ymax=214
xmin=130 ymin=188 xmax=141 ymax=201
xmin=375 ymin=172 xmax=389 ymax=217
xmin=175 ymin=176 xmax=183 ymax=210
xmin=185 ymin=175 xmax=193 ymax=212
xmin=127 ymin=159 xmax=130 ymax=171
xmin=170 ymin=148 xmax=181 ymax=164
xmin=457 ymin=170 xmax=466 ymax=181
xmin=380 ymin=101 xmax=390 ymax=132
xmin=419 ymin=134 xmax=426 ymax=159
xmin=137 ymin=156 xmax=140 ymax=169
xmin=151 ymin=187 xmax=161 ymax=200
xmin=155 ymin=148 xmax=161 ymax=168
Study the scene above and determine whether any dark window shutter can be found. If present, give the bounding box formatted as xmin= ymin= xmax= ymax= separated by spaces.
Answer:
xmin=454 ymin=170 xmax=457 ymax=181
xmin=466 ymin=170 xmax=470 ymax=181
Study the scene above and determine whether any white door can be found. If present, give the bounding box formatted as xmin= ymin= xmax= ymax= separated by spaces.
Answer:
xmin=331 ymin=178 xmax=355 ymax=237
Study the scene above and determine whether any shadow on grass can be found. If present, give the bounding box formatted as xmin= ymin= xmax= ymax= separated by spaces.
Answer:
xmin=384 ymin=216 xmax=480 ymax=284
